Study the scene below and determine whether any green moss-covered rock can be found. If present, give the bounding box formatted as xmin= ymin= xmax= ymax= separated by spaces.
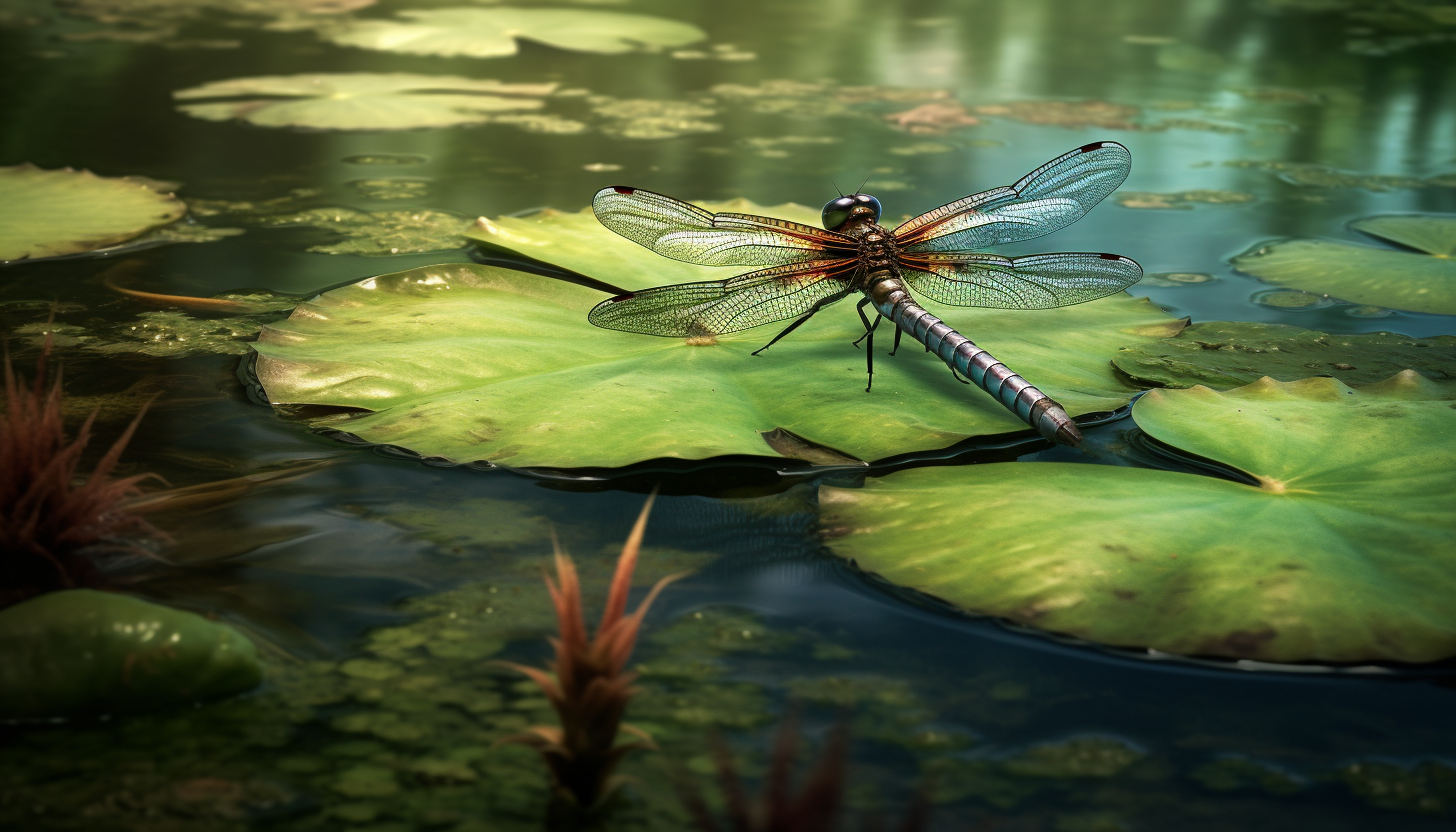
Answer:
xmin=0 ymin=590 xmax=262 ymax=718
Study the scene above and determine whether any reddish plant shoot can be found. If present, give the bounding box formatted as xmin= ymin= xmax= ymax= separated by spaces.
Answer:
xmin=500 ymin=493 xmax=681 ymax=809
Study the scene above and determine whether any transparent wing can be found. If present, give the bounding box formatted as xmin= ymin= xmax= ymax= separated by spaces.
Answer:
xmin=901 ymin=251 xmax=1142 ymax=309
xmin=895 ymin=141 xmax=1132 ymax=253
xmin=593 ymin=186 xmax=855 ymax=267
xmin=587 ymin=259 xmax=858 ymax=336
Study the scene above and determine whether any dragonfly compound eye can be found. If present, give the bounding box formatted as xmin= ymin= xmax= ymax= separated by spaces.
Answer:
xmin=821 ymin=196 xmax=857 ymax=231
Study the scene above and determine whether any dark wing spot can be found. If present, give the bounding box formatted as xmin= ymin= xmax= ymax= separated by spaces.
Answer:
xmin=610 ymin=292 xmax=636 ymax=302
xmin=1099 ymin=253 xmax=1124 ymax=260
xmin=1079 ymin=141 xmax=1108 ymax=153
xmin=612 ymin=186 xmax=636 ymax=195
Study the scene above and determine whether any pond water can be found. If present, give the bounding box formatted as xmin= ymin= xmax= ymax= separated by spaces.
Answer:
xmin=2 ymin=0 xmax=1456 ymax=829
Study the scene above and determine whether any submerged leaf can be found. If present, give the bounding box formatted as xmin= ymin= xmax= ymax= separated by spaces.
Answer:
xmin=1112 ymin=321 xmax=1456 ymax=388
xmin=0 ymin=590 xmax=261 ymax=718
xmin=1232 ymin=215 xmax=1456 ymax=314
xmin=324 ymin=7 xmax=705 ymax=58
xmin=0 ymin=165 xmax=186 ymax=263
xmin=823 ymin=372 xmax=1456 ymax=663
xmin=252 ymin=253 xmax=1176 ymax=469
xmin=174 ymin=73 xmax=555 ymax=131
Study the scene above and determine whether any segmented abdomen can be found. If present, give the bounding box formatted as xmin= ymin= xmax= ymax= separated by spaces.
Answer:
xmin=869 ymin=281 xmax=1083 ymax=445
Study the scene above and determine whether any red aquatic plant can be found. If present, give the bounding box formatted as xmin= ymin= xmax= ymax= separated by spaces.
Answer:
xmin=1 ymin=337 xmax=161 ymax=609
xmin=500 ymin=493 xmax=681 ymax=809
xmin=681 ymin=716 xmax=930 ymax=832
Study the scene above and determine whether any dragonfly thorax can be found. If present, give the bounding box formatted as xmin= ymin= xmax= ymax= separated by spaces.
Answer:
xmin=821 ymin=193 xmax=881 ymax=231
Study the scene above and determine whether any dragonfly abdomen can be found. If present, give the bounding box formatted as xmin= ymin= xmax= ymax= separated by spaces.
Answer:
xmin=869 ymin=279 xmax=1083 ymax=446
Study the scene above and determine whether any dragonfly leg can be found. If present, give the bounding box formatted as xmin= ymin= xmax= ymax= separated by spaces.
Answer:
xmin=889 ymin=326 xmax=902 ymax=356
xmin=949 ymin=365 xmax=971 ymax=385
xmin=751 ymin=292 xmax=846 ymax=357
xmin=854 ymin=297 xmax=877 ymax=392
xmin=852 ymin=305 xmax=881 ymax=347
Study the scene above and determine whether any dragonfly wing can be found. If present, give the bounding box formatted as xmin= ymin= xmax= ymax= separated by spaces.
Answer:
xmin=588 ymin=259 xmax=858 ymax=336
xmin=897 ymin=198 xmax=1084 ymax=254
xmin=901 ymin=251 xmax=1142 ymax=309
xmin=895 ymin=141 xmax=1132 ymax=252
xmin=593 ymin=187 xmax=854 ymax=267
xmin=1012 ymin=140 xmax=1132 ymax=207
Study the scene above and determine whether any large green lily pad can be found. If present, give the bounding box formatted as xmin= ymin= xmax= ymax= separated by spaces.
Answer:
xmin=1232 ymin=215 xmax=1456 ymax=315
xmin=1112 ymin=320 xmax=1456 ymax=388
xmin=174 ymin=74 xmax=555 ymax=131
xmin=1 ymin=165 xmax=186 ymax=263
xmin=253 ymin=256 xmax=1176 ymax=469
xmin=1351 ymin=214 xmax=1456 ymax=256
xmin=324 ymin=7 xmax=705 ymax=58
xmin=823 ymin=372 xmax=1456 ymax=663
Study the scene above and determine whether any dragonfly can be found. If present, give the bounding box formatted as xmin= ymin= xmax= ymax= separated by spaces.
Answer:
xmin=586 ymin=141 xmax=1142 ymax=446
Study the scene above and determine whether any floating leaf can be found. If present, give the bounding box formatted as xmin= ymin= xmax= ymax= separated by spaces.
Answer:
xmin=174 ymin=73 xmax=555 ymax=131
xmin=823 ymin=373 xmax=1456 ymax=662
xmin=253 ymin=250 xmax=1176 ymax=469
xmin=1232 ymin=215 xmax=1456 ymax=315
xmin=1139 ymin=272 xmax=1217 ymax=287
xmin=1112 ymin=321 xmax=1456 ymax=388
xmin=1351 ymin=214 xmax=1456 ymax=256
xmin=1115 ymin=189 xmax=1255 ymax=209
xmin=0 ymin=165 xmax=185 ymax=263
xmin=324 ymin=7 xmax=705 ymax=58
xmin=0 ymin=590 xmax=262 ymax=718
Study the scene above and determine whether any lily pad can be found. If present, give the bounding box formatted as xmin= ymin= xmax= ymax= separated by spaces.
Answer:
xmin=0 ymin=590 xmax=262 ymax=718
xmin=324 ymin=7 xmax=705 ymax=58
xmin=1231 ymin=215 xmax=1456 ymax=314
xmin=256 ymin=211 xmax=1174 ymax=468
xmin=1351 ymin=214 xmax=1456 ymax=256
xmin=823 ymin=372 xmax=1456 ymax=662
xmin=174 ymin=73 xmax=555 ymax=131
xmin=1111 ymin=321 xmax=1456 ymax=388
xmin=1115 ymin=189 xmax=1255 ymax=209
xmin=1 ymin=165 xmax=186 ymax=263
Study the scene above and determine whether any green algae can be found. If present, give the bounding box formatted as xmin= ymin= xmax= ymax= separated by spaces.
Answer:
xmin=1192 ymin=755 xmax=1304 ymax=795
xmin=1004 ymin=737 xmax=1145 ymax=778
xmin=1341 ymin=759 xmax=1456 ymax=815
xmin=256 ymin=207 xmax=473 ymax=255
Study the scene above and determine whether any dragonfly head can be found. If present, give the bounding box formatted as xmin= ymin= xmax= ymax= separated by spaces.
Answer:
xmin=821 ymin=193 xmax=881 ymax=231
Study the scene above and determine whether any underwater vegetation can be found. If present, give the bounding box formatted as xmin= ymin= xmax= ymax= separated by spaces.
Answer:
xmin=681 ymin=716 xmax=929 ymax=832
xmin=0 ymin=337 xmax=161 ymax=609
xmin=500 ymin=494 xmax=682 ymax=812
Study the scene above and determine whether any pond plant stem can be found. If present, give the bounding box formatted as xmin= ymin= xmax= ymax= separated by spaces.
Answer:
xmin=0 ymin=335 xmax=162 ymax=610
xmin=498 ymin=491 xmax=683 ymax=816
